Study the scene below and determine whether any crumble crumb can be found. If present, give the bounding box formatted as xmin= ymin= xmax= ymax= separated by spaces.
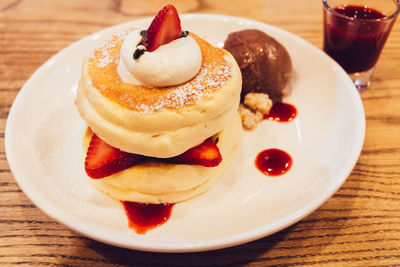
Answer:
xmin=238 ymin=104 xmax=263 ymax=130
xmin=244 ymin=92 xmax=273 ymax=114
xmin=239 ymin=93 xmax=273 ymax=130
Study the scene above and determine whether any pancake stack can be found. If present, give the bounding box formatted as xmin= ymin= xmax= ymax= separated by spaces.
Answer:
xmin=76 ymin=6 xmax=242 ymax=204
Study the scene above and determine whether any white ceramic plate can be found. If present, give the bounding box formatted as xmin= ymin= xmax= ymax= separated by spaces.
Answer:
xmin=5 ymin=14 xmax=365 ymax=252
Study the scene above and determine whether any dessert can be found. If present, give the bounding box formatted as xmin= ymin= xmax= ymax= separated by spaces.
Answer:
xmin=224 ymin=29 xmax=293 ymax=129
xmin=238 ymin=93 xmax=273 ymax=129
xmin=76 ymin=5 xmax=242 ymax=209
xmin=255 ymin=148 xmax=292 ymax=176
xmin=224 ymin=29 xmax=292 ymax=103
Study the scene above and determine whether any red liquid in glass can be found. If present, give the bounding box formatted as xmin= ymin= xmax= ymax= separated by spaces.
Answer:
xmin=255 ymin=149 xmax=292 ymax=176
xmin=264 ymin=102 xmax=297 ymax=122
xmin=323 ymin=5 xmax=392 ymax=73
xmin=122 ymin=201 xmax=174 ymax=234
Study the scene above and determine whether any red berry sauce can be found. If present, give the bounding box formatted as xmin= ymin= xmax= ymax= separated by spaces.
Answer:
xmin=264 ymin=102 xmax=297 ymax=122
xmin=122 ymin=201 xmax=174 ymax=234
xmin=323 ymin=5 xmax=392 ymax=73
xmin=255 ymin=148 xmax=292 ymax=176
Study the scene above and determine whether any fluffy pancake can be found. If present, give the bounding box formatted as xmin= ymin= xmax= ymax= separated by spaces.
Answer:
xmin=84 ymin=113 xmax=242 ymax=204
xmin=76 ymin=30 xmax=242 ymax=158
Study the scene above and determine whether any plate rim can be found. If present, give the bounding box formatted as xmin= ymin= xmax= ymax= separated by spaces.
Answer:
xmin=5 ymin=13 xmax=366 ymax=252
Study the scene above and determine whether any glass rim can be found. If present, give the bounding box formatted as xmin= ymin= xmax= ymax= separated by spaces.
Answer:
xmin=323 ymin=0 xmax=400 ymax=22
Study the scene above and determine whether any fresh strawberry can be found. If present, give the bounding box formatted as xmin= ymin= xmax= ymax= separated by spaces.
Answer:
xmin=144 ymin=4 xmax=182 ymax=52
xmin=85 ymin=133 xmax=221 ymax=179
xmin=85 ymin=134 xmax=143 ymax=179
xmin=168 ymin=138 xmax=222 ymax=167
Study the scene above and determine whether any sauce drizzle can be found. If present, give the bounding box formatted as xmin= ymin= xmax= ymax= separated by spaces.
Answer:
xmin=255 ymin=148 xmax=292 ymax=176
xmin=264 ymin=102 xmax=297 ymax=122
xmin=122 ymin=201 xmax=174 ymax=234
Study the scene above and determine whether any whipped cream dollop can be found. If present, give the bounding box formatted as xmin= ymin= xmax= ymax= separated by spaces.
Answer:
xmin=117 ymin=29 xmax=202 ymax=87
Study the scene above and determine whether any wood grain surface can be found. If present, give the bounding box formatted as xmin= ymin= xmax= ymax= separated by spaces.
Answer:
xmin=1 ymin=0 xmax=400 ymax=266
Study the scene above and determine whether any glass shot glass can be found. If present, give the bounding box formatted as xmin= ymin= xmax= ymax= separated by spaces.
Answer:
xmin=323 ymin=0 xmax=400 ymax=92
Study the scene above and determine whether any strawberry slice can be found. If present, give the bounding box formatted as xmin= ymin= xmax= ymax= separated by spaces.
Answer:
xmin=144 ymin=4 xmax=182 ymax=52
xmin=168 ymin=138 xmax=222 ymax=167
xmin=85 ymin=134 xmax=222 ymax=179
xmin=85 ymin=134 xmax=143 ymax=179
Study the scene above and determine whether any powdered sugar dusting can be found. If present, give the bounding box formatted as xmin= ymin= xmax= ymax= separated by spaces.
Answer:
xmin=97 ymin=53 xmax=115 ymax=68
xmin=149 ymin=63 xmax=232 ymax=112
xmin=92 ymin=31 xmax=129 ymax=68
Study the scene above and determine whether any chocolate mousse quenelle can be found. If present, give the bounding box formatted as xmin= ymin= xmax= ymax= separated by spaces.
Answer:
xmin=75 ymin=5 xmax=243 ymax=233
xmin=224 ymin=29 xmax=294 ymax=129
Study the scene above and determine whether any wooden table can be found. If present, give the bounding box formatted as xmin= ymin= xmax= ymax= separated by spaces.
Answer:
xmin=1 ymin=0 xmax=400 ymax=265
